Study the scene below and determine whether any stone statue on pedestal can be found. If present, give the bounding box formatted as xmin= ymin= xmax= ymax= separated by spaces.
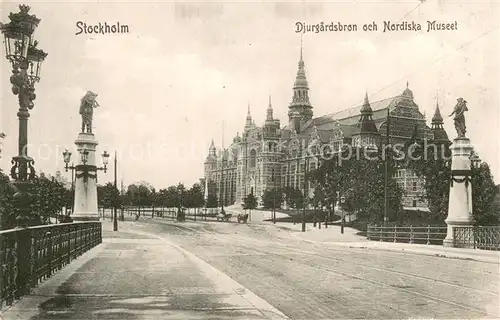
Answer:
xmin=449 ymin=97 xmax=468 ymax=138
xmin=79 ymin=91 xmax=100 ymax=134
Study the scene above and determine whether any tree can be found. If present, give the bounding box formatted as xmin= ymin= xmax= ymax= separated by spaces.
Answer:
xmin=177 ymin=183 xmax=186 ymax=208
xmin=206 ymin=193 xmax=218 ymax=208
xmin=471 ymin=162 xmax=499 ymax=225
xmin=98 ymin=182 xmax=120 ymax=210
xmin=407 ymin=143 xmax=451 ymax=222
xmin=187 ymin=183 xmax=204 ymax=208
xmin=243 ymin=192 xmax=258 ymax=214
xmin=29 ymin=173 xmax=68 ymax=224
xmin=126 ymin=182 xmax=154 ymax=218
xmin=283 ymin=186 xmax=304 ymax=209
xmin=407 ymin=142 xmax=499 ymax=225
xmin=0 ymin=170 xmax=15 ymax=230
xmin=261 ymin=188 xmax=283 ymax=209
xmin=205 ymin=179 xmax=218 ymax=208
xmin=126 ymin=182 xmax=154 ymax=207
xmin=310 ymin=147 xmax=403 ymax=224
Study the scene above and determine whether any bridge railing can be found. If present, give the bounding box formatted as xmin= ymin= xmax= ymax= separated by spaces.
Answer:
xmin=453 ymin=226 xmax=500 ymax=251
xmin=0 ymin=222 xmax=102 ymax=310
xmin=367 ymin=225 xmax=447 ymax=245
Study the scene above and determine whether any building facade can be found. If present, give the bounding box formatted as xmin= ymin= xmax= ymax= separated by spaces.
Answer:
xmin=203 ymin=49 xmax=450 ymax=210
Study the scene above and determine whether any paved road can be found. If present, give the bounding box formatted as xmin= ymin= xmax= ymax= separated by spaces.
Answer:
xmin=135 ymin=218 xmax=499 ymax=319
xmin=2 ymin=222 xmax=287 ymax=320
xmin=3 ymin=218 xmax=498 ymax=319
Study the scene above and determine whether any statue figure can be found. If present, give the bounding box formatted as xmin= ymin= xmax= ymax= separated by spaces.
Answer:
xmin=79 ymin=91 xmax=100 ymax=134
xmin=449 ymin=97 xmax=468 ymax=138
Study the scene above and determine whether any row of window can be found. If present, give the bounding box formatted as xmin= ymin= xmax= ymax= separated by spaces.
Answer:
xmin=393 ymin=169 xmax=418 ymax=178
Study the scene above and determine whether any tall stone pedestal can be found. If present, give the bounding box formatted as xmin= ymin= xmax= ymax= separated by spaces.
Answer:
xmin=72 ymin=133 xmax=100 ymax=221
xmin=443 ymin=137 xmax=474 ymax=247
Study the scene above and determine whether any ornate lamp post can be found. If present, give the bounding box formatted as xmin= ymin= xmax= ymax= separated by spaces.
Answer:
xmin=63 ymin=148 xmax=109 ymax=181
xmin=1 ymin=4 xmax=47 ymax=227
xmin=470 ymin=151 xmax=481 ymax=170
xmin=62 ymin=148 xmax=109 ymax=221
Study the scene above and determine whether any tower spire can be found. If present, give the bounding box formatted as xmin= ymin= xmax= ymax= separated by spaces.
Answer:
xmin=300 ymin=34 xmax=303 ymax=61
xmin=431 ymin=99 xmax=449 ymax=142
xmin=209 ymin=139 xmax=216 ymax=156
xmin=361 ymin=91 xmax=372 ymax=113
xmin=266 ymin=93 xmax=273 ymax=121
xmin=432 ymin=100 xmax=444 ymax=125
xmin=288 ymin=39 xmax=313 ymax=132
xmin=358 ymin=91 xmax=377 ymax=133
xmin=245 ymin=102 xmax=252 ymax=129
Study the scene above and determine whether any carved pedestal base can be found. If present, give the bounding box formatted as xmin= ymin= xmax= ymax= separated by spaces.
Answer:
xmin=443 ymin=137 xmax=474 ymax=247
xmin=72 ymin=133 xmax=100 ymax=222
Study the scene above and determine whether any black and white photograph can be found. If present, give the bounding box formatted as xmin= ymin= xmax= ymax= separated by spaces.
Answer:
xmin=0 ymin=1 xmax=499 ymax=319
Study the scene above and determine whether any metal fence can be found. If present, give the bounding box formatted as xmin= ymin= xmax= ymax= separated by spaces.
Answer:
xmin=367 ymin=225 xmax=447 ymax=245
xmin=122 ymin=207 xmax=227 ymax=221
xmin=453 ymin=226 xmax=500 ymax=251
xmin=0 ymin=222 xmax=102 ymax=310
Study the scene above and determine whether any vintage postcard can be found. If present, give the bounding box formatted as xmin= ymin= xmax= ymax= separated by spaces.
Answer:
xmin=0 ymin=1 xmax=499 ymax=319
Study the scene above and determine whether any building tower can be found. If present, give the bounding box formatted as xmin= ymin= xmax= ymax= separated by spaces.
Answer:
xmin=204 ymin=139 xmax=217 ymax=195
xmin=430 ymin=101 xmax=450 ymax=144
xmin=244 ymin=103 xmax=253 ymax=132
xmin=429 ymin=100 xmax=452 ymax=162
xmin=288 ymin=45 xmax=313 ymax=133
xmin=264 ymin=95 xmax=280 ymax=138
xmin=263 ymin=95 xmax=281 ymax=199
xmin=352 ymin=92 xmax=380 ymax=148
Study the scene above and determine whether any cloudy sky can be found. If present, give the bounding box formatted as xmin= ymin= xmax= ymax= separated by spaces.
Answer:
xmin=1 ymin=0 xmax=499 ymax=189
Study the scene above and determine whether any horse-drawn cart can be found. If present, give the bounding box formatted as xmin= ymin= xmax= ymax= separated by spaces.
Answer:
xmin=237 ymin=213 xmax=249 ymax=223
xmin=216 ymin=212 xmax=232 ymax=222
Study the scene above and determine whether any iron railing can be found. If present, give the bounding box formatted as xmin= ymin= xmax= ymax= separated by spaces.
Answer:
xmin=122 ymin=207 xmax=223 ymax=221
xmin=367 ymin=225 xmax=447 ymax=245
xmin=453 ymin=226 xmax=500 ymax=251
xmin=0 ymin=222 xmax=102 ymax=310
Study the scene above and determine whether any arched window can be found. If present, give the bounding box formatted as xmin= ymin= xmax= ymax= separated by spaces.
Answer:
xmin=250 ymin=149 xmax=257 ymax=168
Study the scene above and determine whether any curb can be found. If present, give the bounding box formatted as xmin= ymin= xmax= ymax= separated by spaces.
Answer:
xmin=289 ymin=232 xmax=499 ymax=264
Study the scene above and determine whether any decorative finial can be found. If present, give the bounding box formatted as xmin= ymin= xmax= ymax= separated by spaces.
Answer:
xmin=406 ymin=81 xmax=409 ymax=88
xmin=300 ymin=34 xmax=303 ymax=61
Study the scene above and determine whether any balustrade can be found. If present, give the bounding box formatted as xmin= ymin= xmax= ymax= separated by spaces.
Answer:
xmin=453 ymin=226 xmax=500 ymax=250
xmin=0 ymin=222 xmax=102 ymax=310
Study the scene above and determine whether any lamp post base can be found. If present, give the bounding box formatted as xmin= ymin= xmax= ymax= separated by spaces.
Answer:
xmin=12 ymin=180 xmax=33 ymax=228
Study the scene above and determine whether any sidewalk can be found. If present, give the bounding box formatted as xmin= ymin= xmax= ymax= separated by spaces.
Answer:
xmin=286 ymin=224 xmax=500 ymax=264
xmin=1 ymin=221 xmax=288 ymax=320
